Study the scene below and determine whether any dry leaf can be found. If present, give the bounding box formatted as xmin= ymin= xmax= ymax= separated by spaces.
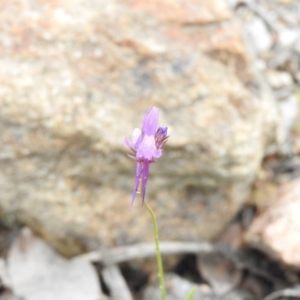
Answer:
xmin=198 ymin=251 xmax=241 ymax=295
xmin=7 ymin=228 xmax=103 ymax=300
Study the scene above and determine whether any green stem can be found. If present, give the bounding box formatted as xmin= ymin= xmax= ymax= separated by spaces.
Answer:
xmin=185 ymin=288 xmax=196 ymax=300
xmin=145 ymin=201 xmax=167 ymax=300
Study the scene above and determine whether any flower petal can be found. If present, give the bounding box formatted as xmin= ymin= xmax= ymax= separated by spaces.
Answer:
xmin=156 ymin=126 xmax=168 ymax=138
xmin=136 ymin=135 xmax=161 ymax=160
xmin=125 ymin=106 xmax=168 ymax=209
xmin=142 ymin=107 xmax=159 ymax=135
xmin=132 ymin=128 xmax=142 ymax=145
xmin=141 ymin=161 xmax=149 ymax=206
xmin=129 ymin=162 xmax=143 ymax=210
xmin=124 ymin=137 xmax=134 ymax=150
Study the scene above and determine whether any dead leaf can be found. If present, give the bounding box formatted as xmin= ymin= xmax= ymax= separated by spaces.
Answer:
xmin=7 ymin=228 xmax=103 ymax=300
xmin=0 ymin=258 xmax=12 ymax=289
xmin=198 ymin=250 xmax=242 ymax=295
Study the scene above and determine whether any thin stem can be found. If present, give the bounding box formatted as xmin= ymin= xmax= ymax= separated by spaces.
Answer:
xmin=145 ymin=201 xmax=167 ymax=300
xmin=185 ymin=288 xmax=196 ymax=300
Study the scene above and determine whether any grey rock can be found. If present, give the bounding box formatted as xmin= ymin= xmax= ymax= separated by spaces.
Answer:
xmin=141 ymin=274 xmax=214 ymax=300
xmin=245 ymin=17 xmax=273 ymax=53
xmin=0 ymin=0 xmax=279 ymax=256
xmin=296 ymin=71 xmax=300 ymax=84
xmin=222 ymin=289 xmax=256 ymax=300
xmin=278 ymin=95 xmax=299 ymax=143
xmin=266 ymin=70 xmax=293 ymax=89
xmin=278 ymin=29 xmax=299 ymax=48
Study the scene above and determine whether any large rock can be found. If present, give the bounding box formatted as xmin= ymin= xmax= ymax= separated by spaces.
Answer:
xmin=246 ymin=178 xmax=300 ymax=269
xmin=0 ymin=0 xmax=278 ymax=256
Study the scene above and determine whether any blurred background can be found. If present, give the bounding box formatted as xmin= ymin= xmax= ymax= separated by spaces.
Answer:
xmin=0 ymin=0 xmax=300 ymax=299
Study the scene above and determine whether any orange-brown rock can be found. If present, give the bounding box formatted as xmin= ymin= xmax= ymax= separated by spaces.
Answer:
xmin=246 ymin=178 xmax=300 ymax=269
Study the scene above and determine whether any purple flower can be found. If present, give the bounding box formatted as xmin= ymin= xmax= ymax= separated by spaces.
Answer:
xmin=125 ymin=107 xmax=168 ymax=210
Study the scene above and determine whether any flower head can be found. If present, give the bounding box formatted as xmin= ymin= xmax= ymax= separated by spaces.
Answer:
xmin=125 ymin=107 xmax=168 ymax=210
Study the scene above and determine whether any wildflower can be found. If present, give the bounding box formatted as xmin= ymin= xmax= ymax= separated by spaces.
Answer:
xmin=125 ymin=107 xmax=168 ymax=210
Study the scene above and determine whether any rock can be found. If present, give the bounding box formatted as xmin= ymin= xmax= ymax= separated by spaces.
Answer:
xmin=217 ymin=222 xmax=244 ymax=249
xmin=245 ymin=178 xmax=300 ymax=268
xmin=222 ymin=290 xmax=256 ymax=300
xmin=296 ymin=71 xmax=300 ymax=84
xmin=245 ymin=17 xmax=273 ymax=53
xmin=141 ymin=274 xmax=213 ymax=300
xmin=265 ymin=70 xmax=293 ymax=89
xmin=278 ymin=95 xmax=299 ymax=143
xmin=278 ymin=29 xmax=299 ymax=48
xmin=0 ymin=258 xmax=12 ymax=290
xmin=271 ymin=50 xmax=300 ymax=76
xmin=0 ymin=0 xmax=279 ymax=256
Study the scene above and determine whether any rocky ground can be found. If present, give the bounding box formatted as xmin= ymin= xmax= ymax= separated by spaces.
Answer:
xmin=0 ymin=0 xmax=300 ymax=299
